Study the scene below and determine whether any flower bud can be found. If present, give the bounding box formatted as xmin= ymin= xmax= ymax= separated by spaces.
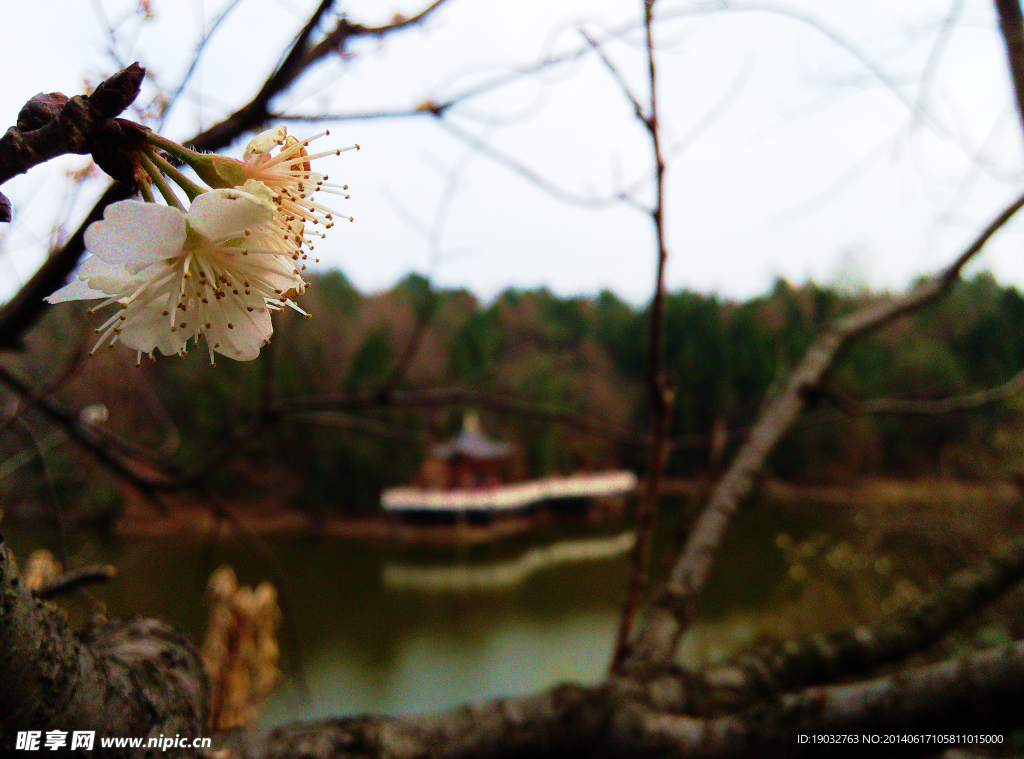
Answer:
xmin=185 ymin=152 xmax=252 ymax=190
xmin=87 ymin=62 xmax=146 ymax=119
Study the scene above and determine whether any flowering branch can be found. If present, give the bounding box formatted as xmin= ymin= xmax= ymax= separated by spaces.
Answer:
xmin=0 ymin=0 xmax=446 ymax=352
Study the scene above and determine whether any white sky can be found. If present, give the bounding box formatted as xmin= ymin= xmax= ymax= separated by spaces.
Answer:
xmin=2 ymin=0 xmax=1024 ymax=306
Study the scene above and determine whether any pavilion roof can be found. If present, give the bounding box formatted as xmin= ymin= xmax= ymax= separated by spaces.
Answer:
xmin=432 ymin=412 xmax=512 ymax=461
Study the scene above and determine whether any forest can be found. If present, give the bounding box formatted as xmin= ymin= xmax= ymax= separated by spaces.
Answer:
xmin=7 ymin=271 xmax=1024 ymax=522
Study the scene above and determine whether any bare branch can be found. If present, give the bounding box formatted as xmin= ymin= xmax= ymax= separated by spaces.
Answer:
xmin=186 ymin=0 xmax=450 ymax=153
xmin=437 ymin=119 xmax=645 ymax=210
xmin=580 ymin=29 xmax=647 ymax=122
xmin=621 ymin=187 xmax=1024 ymax=675
xmin=172 ymin=388 xmax=644 ymax=491
xmin=183 ymin=0 xmax=336 ymax=153
xmin=248 ymin=639 xmax=1024 ymax=757
xmin=289 ymin=411 xmax=425 ymax=444
xmin=273 ymin=108 xmax=434 ymax=122
xmin=643 ymin=529 xmax=1024 ymax=716
xmin=910 ymin=0 xmax=964 ymax=130
xmin=634 ymin=640 xmax=1024 ymax=757
xmin=820 ymin=366 xmax=1024 ymax=416
xmin=374 ymin=149 xmax=475 ymax=399
xmin=611 ymin=0 xmax=676 ymax=674
xmin=0 ymin=363 xmax=173 ymax=491
xmin=34 ymin=564 xmax=116 ymax=600
xmin=157 ymin=0 xmax=248 ymax=129
xmin=994 ymin=0 xmax=1024 ymax=136
xmin=0 ymin=64 xmax=146 ymax=199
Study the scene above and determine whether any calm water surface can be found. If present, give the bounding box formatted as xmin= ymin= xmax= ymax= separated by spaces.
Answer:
xmin=2 ymin=498 xmax=825 ymax=728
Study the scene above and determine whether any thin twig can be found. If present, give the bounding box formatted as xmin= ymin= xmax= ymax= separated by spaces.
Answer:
xmin=611 ymin=0 xmax=675 ymax=674
xmin=185 ymin=0 xmax=450 ymax=153
xmin=579 ymin=29 xmax=646 ymax=122
xmin=34 ymin=564 xmax=116 ymax=600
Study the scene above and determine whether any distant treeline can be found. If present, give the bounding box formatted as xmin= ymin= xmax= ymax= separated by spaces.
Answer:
xmin=9 ymin=270 xmax=1024 ymax=518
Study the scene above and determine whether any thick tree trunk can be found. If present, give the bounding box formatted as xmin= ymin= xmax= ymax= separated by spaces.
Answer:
xmin=0 ymin=534 xmax=207 ymax=757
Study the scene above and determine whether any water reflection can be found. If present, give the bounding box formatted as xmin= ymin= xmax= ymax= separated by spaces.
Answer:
xmin=382 ymin=530 xmax=636 ymax=592
xmin=0 ymin=497 xmax=817 ymax=728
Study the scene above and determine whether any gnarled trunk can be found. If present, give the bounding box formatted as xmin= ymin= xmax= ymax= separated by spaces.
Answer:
xmin=0 ymin=534 xmax=207 ymax=757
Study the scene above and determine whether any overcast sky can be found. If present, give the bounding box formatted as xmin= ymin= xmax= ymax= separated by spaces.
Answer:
xmin=2 ymin=0 xmax=1024 ymax=306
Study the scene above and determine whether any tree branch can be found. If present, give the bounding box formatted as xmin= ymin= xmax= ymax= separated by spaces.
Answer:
xmin=34 ymin=564 xmax=116 ymax=600
xmin=231 ymin=637 xmax=1024 ymax=758
xmin=611 ymin=0 xmax=676 ymax=674
xmin=645 ymin=529 xmax=1024 ymax=716
xmin=994 ymin=0 xmax=1024 ymax=136
xmin=621 ymin=187 xmax=1024 ymax=675
xmin=634 ymin=639 xmax=1024 ymax=757
xmin=0 ymin=63 xmax=146 ymax=220
xmin=185 ymin=0 xmax=450 ymax=153
xmin=256 ymin=683 xmax=611 ymax=759
xmin=580 ymin=29 xmax=647 ymax=122
xmin=819 ymin=366 xmax=1024 ymax=416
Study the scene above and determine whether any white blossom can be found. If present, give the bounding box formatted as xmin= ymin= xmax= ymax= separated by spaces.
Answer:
xmin=47 ymin=185 xmax=309 ymax=365
xmin=189 ymin=126 xmax=355 ymax=268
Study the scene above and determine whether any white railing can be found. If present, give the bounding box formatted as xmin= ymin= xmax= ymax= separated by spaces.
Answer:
xmin=381 ymin=471 xmax=638 ymax=513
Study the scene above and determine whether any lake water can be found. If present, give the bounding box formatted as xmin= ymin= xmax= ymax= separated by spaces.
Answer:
xmin=0 ymin=496 xmax=872 ymax=728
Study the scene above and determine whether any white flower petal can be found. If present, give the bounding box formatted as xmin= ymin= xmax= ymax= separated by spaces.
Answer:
xmin=77 ymin=256 xmax=147 ymax=295
xmin=116 ymin=303 xmax=189 ymax=356
xmin=45 ymin=278 xmax=107 ymax=303
xmin=238 ymin=179 xmax=276 ymax=208
xmin=85 ymin=201 xmax=186 ymax=273
xmin=206 ymin=299 xmax=273 ymax=361
xmin=189 ymin=188 xmax=274 ymax=243
xmin=231 ymin=256 xmax=305 ymax=295
xmin=243 ymin=126 xmax=287 ymax=164
xmin=46 ymin=135 xmax=324 ymax=364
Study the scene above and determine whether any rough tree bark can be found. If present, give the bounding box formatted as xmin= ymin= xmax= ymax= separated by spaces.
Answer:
xmin=0 ymin=534 xmax=206 ymax=757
